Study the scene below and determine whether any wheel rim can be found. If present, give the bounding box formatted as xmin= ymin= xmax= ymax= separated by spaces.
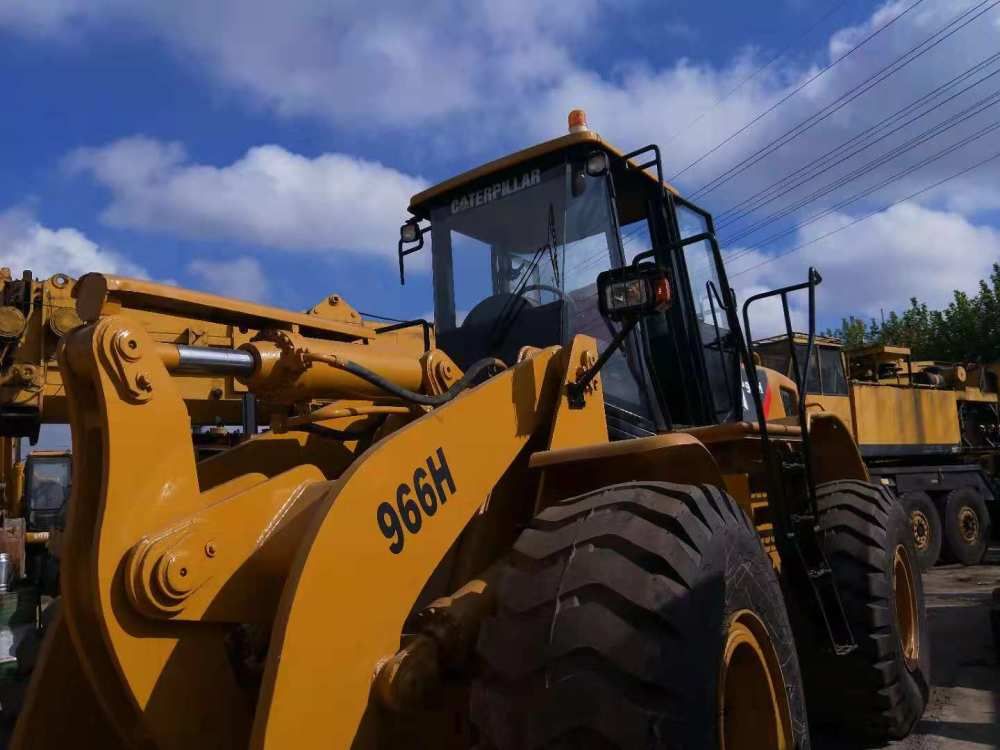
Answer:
xmin=719 ymin=610 xmax=793 ymax=750
xmin=957 ymin=506 xmax=980 ymax=544
xmin=892 ymin=545 xmax=920 ymax=672
xmin=910 ymin=509 xmax=931 ymax=552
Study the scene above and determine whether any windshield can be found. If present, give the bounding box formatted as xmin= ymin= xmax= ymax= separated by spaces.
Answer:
xmin=430 ymin=161 xmax=656 ymax=428
xmin=760 ymin=343 xmax=846 ymax=396
xmin=26 ymin=456 xmax=70 ymax=532
xmin=28 ymin=458 xmax=69 ymax=509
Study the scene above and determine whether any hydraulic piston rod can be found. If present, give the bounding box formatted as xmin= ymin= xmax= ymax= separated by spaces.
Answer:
xmin=166 ymin=345 xmax=256 ymax=376
xmin=155 ymin=336 xmax=429 ymax=403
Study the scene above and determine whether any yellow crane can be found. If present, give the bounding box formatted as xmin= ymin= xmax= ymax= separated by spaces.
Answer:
xmin=757 ymin=334 xmax=999 ymax=569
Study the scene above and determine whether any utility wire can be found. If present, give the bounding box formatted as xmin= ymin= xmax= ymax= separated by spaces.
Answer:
xmin=727 ymin=147 xmax=1000 ymax=278
xmin=669 ymin=0 xmax=928 ymax=182
xmin=689 ymin=0 xmax=1000 ymax=198
xmin=737 ymin=118 xmax=1000 ymax=251
xmin=715 ymin=50 xmax=1000 ymax=227
xmin=722 ymin=87 xmax=1000 ymax=246
xmin=659 ymin=0 xmax=854 ymax=149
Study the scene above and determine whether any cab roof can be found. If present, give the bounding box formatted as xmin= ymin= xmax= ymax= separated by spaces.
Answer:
xmin=407 ymin=130 xmax=680 ymax=219
xmin=754 ymin=333 xmax=844 ymax=349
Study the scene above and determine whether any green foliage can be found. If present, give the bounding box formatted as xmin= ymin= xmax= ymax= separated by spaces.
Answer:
xmin=823 ymin=263 xmax=1000 ymax=362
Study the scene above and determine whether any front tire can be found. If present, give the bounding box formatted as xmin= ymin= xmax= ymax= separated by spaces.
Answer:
xmin=798 ymin=480 xmax=930 ymax=744
xmin=471 ymin=482 xmax=809 ymax=749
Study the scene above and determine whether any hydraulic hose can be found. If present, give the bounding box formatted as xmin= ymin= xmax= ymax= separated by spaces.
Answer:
xmin=304 ymin=353 xmax=506 ymax=406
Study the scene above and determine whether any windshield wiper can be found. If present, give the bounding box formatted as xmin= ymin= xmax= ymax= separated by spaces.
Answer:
xmin=488 ymin=204 xmax=560 ymax=350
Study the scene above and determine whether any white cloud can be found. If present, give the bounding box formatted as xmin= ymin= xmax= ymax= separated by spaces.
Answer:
xmin=0 ymin=206 xmax=146 ymax=280
xmin=0 ymin=0 xmax=597 ymax=128
xmin=66 ymin=137 xmax=427 ymax=258
xmin=185 ymin=256 xmax=270 ymax=303
xmin=729 ymin=202 xmax=1000 ymax=334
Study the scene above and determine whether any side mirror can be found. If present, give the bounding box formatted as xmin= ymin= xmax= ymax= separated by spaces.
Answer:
xmin=596 ymin=263 xmax=672 ymax=322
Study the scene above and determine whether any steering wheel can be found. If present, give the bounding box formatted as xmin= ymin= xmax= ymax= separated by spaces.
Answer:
xmin=461 ymin=285 xmax=577 ymax=331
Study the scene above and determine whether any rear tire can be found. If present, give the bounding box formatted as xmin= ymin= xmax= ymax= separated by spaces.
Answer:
xmin=797 ymin=479 xmax=930 ymax=744
xmin=471 ymin=481 xmax=809 ymax=749
xmin=901 ymin=491 xmax=942 ymax=572
xmin=941 ymin=487 xmax=989 ymax=566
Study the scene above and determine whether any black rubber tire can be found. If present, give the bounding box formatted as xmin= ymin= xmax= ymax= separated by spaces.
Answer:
xmin=940 ymin=487 xmax=990 ymax=566
xmin=471 ymin=481 xmax=809 ymax=749
xmin=901 ymin=491 xmax=942 ymax=572
xmin=797 ymin=479 xmax=930 ymax=744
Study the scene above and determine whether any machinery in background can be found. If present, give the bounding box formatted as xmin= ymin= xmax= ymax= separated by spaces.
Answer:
xmin=757 ymin=334 xmax=999 ymax=570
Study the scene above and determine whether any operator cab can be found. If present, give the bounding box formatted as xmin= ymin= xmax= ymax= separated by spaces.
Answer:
xmin=22 ymin=450 xmax=71 ymax=532
xmin=401 ymin=112 xmax=743 ymax=436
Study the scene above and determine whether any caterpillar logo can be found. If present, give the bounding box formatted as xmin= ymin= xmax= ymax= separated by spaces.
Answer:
xmin=450 ymin=169 xmax=541 ymax=214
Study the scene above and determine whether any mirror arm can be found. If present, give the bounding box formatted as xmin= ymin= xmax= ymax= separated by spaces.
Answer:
xmin=566 ymin=317 xmax=640 ymax=409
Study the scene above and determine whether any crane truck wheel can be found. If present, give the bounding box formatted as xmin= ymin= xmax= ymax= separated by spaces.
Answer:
xmin=471 ymin=481 xmax=809 ymax=750
xmin=798 ymin=479 xmax=930 ymax=744
xmin=900 ymin=491 xmax=943 ymax=571
xmin=940 ymin=487 xmax=990 ymax=566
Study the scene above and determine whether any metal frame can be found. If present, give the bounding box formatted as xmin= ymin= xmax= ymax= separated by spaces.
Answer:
xmin=742 ymin=269 xmax=857 ymax=654
xmin=374 ymin=318 xmax=433 ymax=353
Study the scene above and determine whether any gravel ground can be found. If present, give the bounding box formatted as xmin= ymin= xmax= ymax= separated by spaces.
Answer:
xmin=818 ymin=548 xmax=1000 ymax=750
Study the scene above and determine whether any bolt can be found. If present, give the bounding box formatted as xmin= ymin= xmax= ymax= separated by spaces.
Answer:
xmin=115 ymin=329 xmax=143 ymax=361
xmin=328 ymin=295 xmax=341 ymax=306
xmin=209 ymin=387 xmax=223 ymax=399
xmin=135 ymin=373 xmax=153 ymax=392
xmin=204 ymin=542 xmax=216 ymax=558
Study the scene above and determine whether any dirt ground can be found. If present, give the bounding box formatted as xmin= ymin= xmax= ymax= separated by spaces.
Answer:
xmin=818 ymin=548 xmax=1000 ymax=750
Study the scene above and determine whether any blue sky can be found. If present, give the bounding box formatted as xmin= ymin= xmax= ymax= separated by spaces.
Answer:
xmin=2 ymin=0 xmax=999 ymax=333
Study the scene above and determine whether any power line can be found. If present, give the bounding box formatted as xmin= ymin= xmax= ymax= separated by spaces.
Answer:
xmin=727 ymin=147 xmax=1000 ymax=278
xmin=715 ymin=50 xmax=1000 ymax=227
xmin=669 ymin=0 xmax=928 ymax=182
xmin=659 ymin=0 xmax=854 ymax=150
xmin=722 ymin=86 xmax=1000 ymax=247
xmin=689 ymin=0 xmax=1000 ymax=198
xmin=740 ymin=118 xmax=1000 ymax=252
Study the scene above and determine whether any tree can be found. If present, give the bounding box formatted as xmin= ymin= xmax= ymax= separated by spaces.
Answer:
xmin=822 ymin=316 xmax=869 ymax=348
xmin=835 ymin=263 xmax=1000 ymax=362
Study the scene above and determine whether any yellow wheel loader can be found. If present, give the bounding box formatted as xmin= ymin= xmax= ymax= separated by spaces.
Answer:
xmin=12 ymin=112 xmax=928 ymax=749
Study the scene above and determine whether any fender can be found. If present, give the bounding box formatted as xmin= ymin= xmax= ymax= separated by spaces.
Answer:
xmin=809 ymin=411 xmax=869 ymax=485
xmin=530 ymin=432 xmax=727 ymax=510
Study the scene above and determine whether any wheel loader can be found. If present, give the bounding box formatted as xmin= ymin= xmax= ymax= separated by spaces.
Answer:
xmin=0 ymin=268 xmax=394 ymax=690
xmin=11 ymin=112 xmax=928 ymax=749
xmin=0 ymin=267 xmax=372 ymax=442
